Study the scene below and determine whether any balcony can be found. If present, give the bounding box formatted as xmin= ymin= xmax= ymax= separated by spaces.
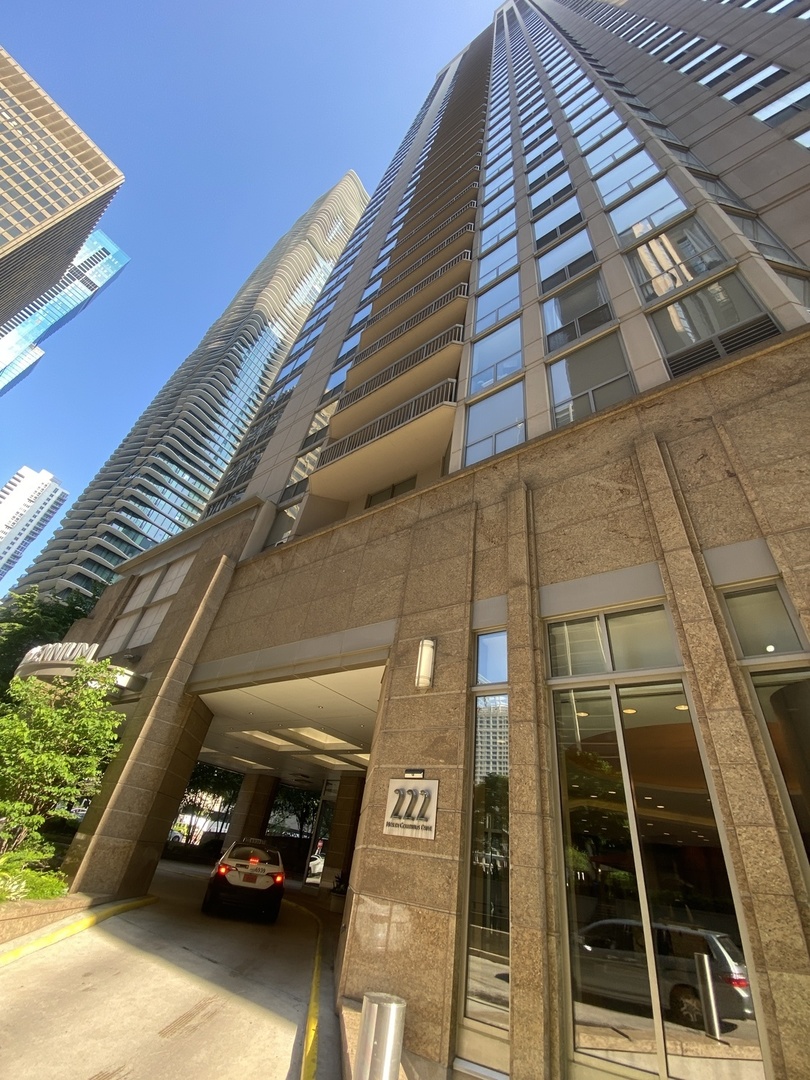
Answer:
xmin=397 ymin=184 xmax=479 ymax=251
xmin=330 ymin=325 xmax=464 ymax=439
xmin=403 ymin=166 xmax=481 ymax=232
xmin=349 ymin=285 xmax=469 ymax=383
xmin=309 ymin=380 xmax=457 ymax=502
xmin=363 ymin=251 xmax=472 ymax=339
xmin=378 ymin=225 xmax=474 ymax=297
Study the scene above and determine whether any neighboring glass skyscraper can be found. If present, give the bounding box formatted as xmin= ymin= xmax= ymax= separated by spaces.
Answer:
xmin=0 ymin=48 xmax=124 ymax=328
xmin=17 ymin=173 xmax=367 ymax=595
xmin=0 ymin=230 xmax=129 ymax=396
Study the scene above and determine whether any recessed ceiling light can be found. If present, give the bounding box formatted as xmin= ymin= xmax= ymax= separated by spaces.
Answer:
xmin=576 ymin=711 xmax=589 ymax=717
xmin=622 ymin=708 xmax=637 ymax=714
xmin=675 ymin=704 xmax=689 ymax=711
xmin=765 ymin=644 xmax=776 ymax=653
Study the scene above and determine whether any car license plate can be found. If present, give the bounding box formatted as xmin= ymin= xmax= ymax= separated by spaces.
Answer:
xmin=243 ymin=872 xmax=257 ymax=883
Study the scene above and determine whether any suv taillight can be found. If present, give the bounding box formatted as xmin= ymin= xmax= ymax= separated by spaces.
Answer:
xmin=721 ymin=974 xmax=749 ymax=989
xmin=217 ymin=863 xmax=233 ymax=876
xmin=273 ymin=872 xmax=284 ymax=885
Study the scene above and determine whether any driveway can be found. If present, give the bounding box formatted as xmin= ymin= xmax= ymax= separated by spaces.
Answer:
xmin=0 ymin=860 xmax=343 ymax=1080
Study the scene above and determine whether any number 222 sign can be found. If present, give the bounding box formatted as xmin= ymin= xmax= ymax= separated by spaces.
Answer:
xmin=383 ymin=779 xmax=439 ymax=840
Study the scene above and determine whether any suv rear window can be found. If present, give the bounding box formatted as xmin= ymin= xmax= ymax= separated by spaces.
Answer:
xmin=229 ymin=845 xmax=281 ymax=864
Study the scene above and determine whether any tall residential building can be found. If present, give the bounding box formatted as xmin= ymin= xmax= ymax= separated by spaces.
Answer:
xmin=0 ymin=229 xmax=130 ymax=396
xmin=0 ymin=48 xmax=124 ymax=328
xmin=17 ymin=173 xmax=368 ymax=596
xmin=0 ymin=467 xmax=67 ymax=580
xmin=26 ymin=5 xmax=810 ymax=1080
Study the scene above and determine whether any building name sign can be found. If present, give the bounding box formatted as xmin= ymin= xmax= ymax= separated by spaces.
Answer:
xmin=19 ymin=641 xmax=99 ymax=666
xmin=383 ymin=778 xmax=438 ymax=840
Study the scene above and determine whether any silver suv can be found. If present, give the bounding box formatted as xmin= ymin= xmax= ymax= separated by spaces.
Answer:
xmin=574 ymin=918 xmax=753 ymax=1027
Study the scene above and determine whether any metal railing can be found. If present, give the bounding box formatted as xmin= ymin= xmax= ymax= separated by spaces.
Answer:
xmin=364 ymin=252 xmax=472 ymax=330
xmin=376 ymin=227 xmax=474 ymax=300
xmin=352 ymin=285 xmax=469 ymax=370
xmin=336 ymin=325 xmax=464 ymax=413
xmin=317 ymin=380 xmax=457 ymax=468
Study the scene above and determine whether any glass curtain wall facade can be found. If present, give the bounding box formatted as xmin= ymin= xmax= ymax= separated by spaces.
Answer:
xmin=0 ymin=230 xmax=130 ymax=396
xmin=16 ymin=173 xmax=367 ymax=595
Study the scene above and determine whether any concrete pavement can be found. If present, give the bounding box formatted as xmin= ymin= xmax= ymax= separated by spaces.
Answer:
xmin=0 ymin=860 xmax=344 ymax=1080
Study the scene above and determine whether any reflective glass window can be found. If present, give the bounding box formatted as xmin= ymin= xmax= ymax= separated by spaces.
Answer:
xmin=538 ymin=229 xmax=596 ymax=292
xmin=534 ymin=196 xmax=583 ymax=250
xmin=481 ymin=207 xmax=517 ymax=252
xmin=476 ymin=272 xmax=521 ymax=334
xmin=477 ymin=631 xmax=508 ymax=684
xmin=650 ymin=274 xmax=762 ymax=354
xmin=626 ymin=217 xmax=726 ymax=302
xmin=542 ymin=273 xmax=612 ymax=351
xmin=595 ymin=149 xmax=660 ymax=205
xmin=726 ymin=213 xmax=799 ymax=264
xmin=585 ymin=127 xmax=639 ymax=175
xmin=478 ymin=236 xmax=519 ymax=290
xmin=609 ymin=178 xmax=687 ymax=245
xmin=465 ymin=381 xmax=526 ymax=466
xmin=482 ymin=185 xmax=515 ymax=225
xmin=570 ymin=97 xmax=611 ymax=134
xmin=527 ymin=150 xmax=565 ymax=190
xmin=724 ymin=586 xmax=802 ymax=656
xmin=470 ymin=319 xmax=522 ymax=396
xmin=549 ymin=333 xmax=634 ymax=427
xmin=576 ymin=110 xmax=623 ymax=153
xmin=531 ymin=170 xmax=573 ymax=215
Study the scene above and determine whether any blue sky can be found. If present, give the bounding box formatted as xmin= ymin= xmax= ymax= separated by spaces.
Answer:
xmin=0 ymin=1 xmax=497 ymax=592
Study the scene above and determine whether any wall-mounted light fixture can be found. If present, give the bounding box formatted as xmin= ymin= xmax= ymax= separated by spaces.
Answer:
xmin=415 ymin=638 xmax=436 ymax=689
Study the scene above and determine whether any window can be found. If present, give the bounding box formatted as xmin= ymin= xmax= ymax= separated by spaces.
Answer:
xmin=481 ymin=207 xmax=517 ymax=252
xmin=776 ymin=270 xmax=810 ymax=307
xmin=527 ymin=149 xmax=565 ymax=190
xmin=470 ymin=319 xmax=522 ymax=395
xmin=722 ymin=65 xmax=785 ymax=104
xmin=576 ymin=110 xmax=622 ymax=153
xmin=465 ymin=682 xmax=510 ymax=1028
xmin=649 ymin=273 xmax=762 ymax=354
xmin=478 ymin=236 xmax=519 ymax=289
xmin=698 ymin=53 xmax=752 ymax=86
xmin=483 ymin=165 xmax=514 ymax=203
xmin=723 ymin=585 xmax=802 ymax=657
xmin=542 ymin=273 xmax=613 ymax=351
xmin=570 ymin=97 xmax=610 ymax=135
xmin=538 ymin=229 xmax=596 ymax=292
xmin=585 ymin=127 xmax=638 ymax=175
xmin=609 ymin=178 xmax=687 ymax=245
xmin=534 ymin=196 xmax=583 ymax=249
xmin=679 ymin=43 xmax=725 ymax=75
xmin=548 ymin=333 xmax=634 ymax=427
xmin=465 ymin=381 xmax=525 ymax=466
xmin=322 ymin=361 xmax=352 ymax=398
xmin=753 ymin=79 xmax=810 ymax=125
xmin=594 ymin=149 xmax=660 ymax=205
xmin=366 ymin=476 xmax=416 ymax=508
xmin=626 ymin=218 xmax=726 ymax=301
xmin=727 ymin=213 xmax=799 ymax=263
xmin=475 ymin=272 xmax=521 ymax=333
xmin=530 ymin=171 xmax=573 ymax=216
xmin=549 ymin=606 xmax=763 ymax=1077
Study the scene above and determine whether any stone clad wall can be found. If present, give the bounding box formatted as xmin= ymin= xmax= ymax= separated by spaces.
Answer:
xmin=66 ymin=331 xmax=810 ymax=1080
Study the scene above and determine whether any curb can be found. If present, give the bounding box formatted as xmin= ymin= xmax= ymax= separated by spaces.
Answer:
xmin=0 ymin=894 xmax=158 ymax=968
xmin=285 ymin=899 xmax=323 ymax=1080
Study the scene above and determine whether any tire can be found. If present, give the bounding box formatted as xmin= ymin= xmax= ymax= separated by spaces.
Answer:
xmin=265 ymin=900 xmax=281 ymax=925
xmin=670 ymin=985 xmax=703 ymax=1028
xmin=201 ymin=891 xmax=218 ymax=915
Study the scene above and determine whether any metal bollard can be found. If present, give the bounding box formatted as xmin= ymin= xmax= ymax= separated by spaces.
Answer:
xmin=355 ymin=992 xmax=406 ymax=1080
xmin=694 ymin=951 xmax=722 ymax=1040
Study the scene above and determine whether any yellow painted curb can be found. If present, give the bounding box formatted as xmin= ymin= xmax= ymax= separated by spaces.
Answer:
xmin=0 ymin=894 xmax=158 ymax=968
xmin=286 ymin=900 xmax=323 ymax=1080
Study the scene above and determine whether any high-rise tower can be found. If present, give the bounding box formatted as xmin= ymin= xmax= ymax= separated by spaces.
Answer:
xmin=0 ymin=48 xmax=124 ymax=328
xmin=33 ymin=6 xmax=810 ymax=1080
xmin=0 ymin=467 xmax=67 ymax=580
xmin=0 ymin=229 xmax=130 ymax=396
xmin=17 ymin=173 xmax=367 ymax=596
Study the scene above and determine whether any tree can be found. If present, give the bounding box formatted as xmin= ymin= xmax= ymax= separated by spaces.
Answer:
xmin=0 ymin=658 xmax=123 ymax=855
xmin=267 ymin=785 xmax=320 ymax=841
xmin=0 ymin=586 xmax=98 ymax=699
xmin=177 ymin=763 xmax=242 ymax=843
